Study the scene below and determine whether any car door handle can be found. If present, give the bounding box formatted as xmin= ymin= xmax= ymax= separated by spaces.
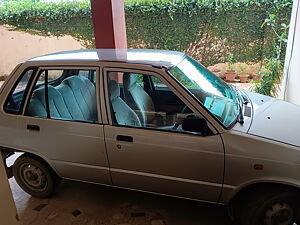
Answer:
xmin=116 ymin=135 xmax=133 ymax=142
xmin=27 ymin=124 xmax=40 ymax=131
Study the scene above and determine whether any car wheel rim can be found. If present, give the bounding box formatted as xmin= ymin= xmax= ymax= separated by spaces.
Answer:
xmin=19 ymin=163 xmax=47 ymax=191
xmin=264 ymin=202 xmax=295 ymax=225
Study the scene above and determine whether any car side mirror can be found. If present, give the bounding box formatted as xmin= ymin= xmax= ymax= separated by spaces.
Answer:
xmin=182 ymin=117 xmax=211 ymax=136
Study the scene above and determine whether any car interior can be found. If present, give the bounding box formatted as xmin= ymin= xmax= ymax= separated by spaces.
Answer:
xmin=4 ymin=68 xmax=35 ymax=114
xmin=108 ymin=72 xmax=197 ymax=132
xmin=20 ymin=69 xmax=98 ymax=123
xmin=5 ymin=69 xmax=200 ymax=133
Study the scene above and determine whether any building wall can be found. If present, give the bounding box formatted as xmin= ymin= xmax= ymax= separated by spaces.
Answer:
xmin=281 ymin=0 xmax=300 ymax=105
xmin=0 ymin=25 xmax=83 ymax=76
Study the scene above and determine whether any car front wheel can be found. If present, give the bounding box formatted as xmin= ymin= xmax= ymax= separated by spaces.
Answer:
xmin=13 ymin=154 xmax=60 ymax=198
xmin=240 ymin=188 xmax=300 ymax=225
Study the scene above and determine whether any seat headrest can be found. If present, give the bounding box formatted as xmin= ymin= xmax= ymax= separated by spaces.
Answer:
xmin=108 ymin=80 xmax=120 ymax=100
xmin=123 ymin=73 xmax=138 ymax=90
xmin=62 ymin=75 xmax=85 ymax=89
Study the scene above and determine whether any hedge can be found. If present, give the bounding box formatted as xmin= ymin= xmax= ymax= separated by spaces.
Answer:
xmin=0 ymin=0 xmax=293 ymax=66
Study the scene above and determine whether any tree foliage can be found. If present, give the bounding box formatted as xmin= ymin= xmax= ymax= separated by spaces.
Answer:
xmin=0 ymin=0 xmax=293 ymax=66
xmin=254 ymin=14 xmax=289 ymax=97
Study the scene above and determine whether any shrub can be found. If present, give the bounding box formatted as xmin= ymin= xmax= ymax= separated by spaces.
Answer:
xmin=0 ymin=0 xmax=293 ymax=66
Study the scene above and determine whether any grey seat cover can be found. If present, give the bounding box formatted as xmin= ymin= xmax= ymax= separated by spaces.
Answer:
xmin=108 ymin=80 xmax=141 ymax=127
xmin=123 ymin=73 xmax=155 ymax=126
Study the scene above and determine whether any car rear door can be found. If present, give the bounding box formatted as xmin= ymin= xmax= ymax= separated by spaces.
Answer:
xmin=17 ymin=66 xmax=111 ymax=185
xmin=102 ymin=67 xmax=224 ymax=202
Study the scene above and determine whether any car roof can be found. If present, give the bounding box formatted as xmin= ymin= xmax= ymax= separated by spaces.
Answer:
xmin=27 ymin=49 xmax=186 ymax=69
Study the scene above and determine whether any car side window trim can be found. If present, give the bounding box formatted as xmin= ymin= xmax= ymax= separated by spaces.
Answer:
xmin=22 ymin=66 xmax=102 ymax=124
xmin=3 ymin=66 xmax=38 ymax=115
xmin=102 ymin=67 xmax=218 ymax=135
xmin=44 ymin=70 xmax=50 ymax=118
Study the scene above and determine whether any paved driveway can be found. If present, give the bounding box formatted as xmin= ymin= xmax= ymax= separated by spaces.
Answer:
xmin=8 ymin=154 xmax=232 ymax=225
xmin=10 ymin=177 xmax=233 ymax=225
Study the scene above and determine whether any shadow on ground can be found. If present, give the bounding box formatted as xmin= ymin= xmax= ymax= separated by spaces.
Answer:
xmin=10 ymin=177 xmax=233 ymax=225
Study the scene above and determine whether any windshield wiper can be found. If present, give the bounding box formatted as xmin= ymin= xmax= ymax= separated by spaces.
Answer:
xmin=239 ymin=89 xmax=249 ymax=105
xmin=237 ymin=99 xmax=244 ymax=124
xmin=231 ymin=85 xmax=244 ymax=124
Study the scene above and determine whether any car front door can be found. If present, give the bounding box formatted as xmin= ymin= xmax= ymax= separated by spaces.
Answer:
xmin=103 ymin=67 xmax=224 ymax=202
xmin=17 ymin=66 xmax=111 ymax=185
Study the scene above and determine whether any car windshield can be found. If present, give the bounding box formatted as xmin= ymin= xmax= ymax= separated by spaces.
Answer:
xmin=169 ymin=55 xmax=239 ymax=127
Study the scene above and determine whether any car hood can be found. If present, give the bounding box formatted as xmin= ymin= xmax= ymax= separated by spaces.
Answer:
xmin=245 ymin=91 xmax=300 ymax=147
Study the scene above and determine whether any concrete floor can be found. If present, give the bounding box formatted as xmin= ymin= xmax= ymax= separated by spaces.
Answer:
xmin=8 ymin=154 xmax=233 ymax=225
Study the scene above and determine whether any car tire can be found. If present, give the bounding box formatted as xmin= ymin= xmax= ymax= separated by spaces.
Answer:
xmin=13 ymin=154 xmax=60 ymax=198
xmin=240 ymin=187 xmax=300 ymax=225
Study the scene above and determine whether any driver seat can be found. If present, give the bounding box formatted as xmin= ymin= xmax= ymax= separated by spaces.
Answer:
xmin=108 ymin=80 xmax=141 ymax=127
xmin=123 ymin=73 xmax=155 ymax=126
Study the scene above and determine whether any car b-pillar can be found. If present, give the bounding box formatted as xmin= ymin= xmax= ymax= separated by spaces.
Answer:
xmin=90 ymin=0 xmax=127 ymax=49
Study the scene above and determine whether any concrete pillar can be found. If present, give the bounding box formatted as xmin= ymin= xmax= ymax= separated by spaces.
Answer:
xmin=90 ymin=0 xmax=127 ymax=49
xmin=280 ymin=0 xmax=300 ymax=104
xmin=0 ymin=156 xmax=19 ymax=225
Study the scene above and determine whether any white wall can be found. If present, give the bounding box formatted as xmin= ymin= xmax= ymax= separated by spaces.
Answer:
xmin=0 ymin=158 xmax=19 ymax=225
xmin=280 ymin=0 xmax=300 ymax=105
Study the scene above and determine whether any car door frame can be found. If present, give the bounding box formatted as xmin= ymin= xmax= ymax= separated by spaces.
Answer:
xmin=21 ymin=66 xmax=102 ymax=122
xmin=101 ymin=64 xmax=226 ymax=202
xmin=16 ymin=65 xmax=112 ymax=185
xmin=102 ymin=66 xmax=222 ymax=134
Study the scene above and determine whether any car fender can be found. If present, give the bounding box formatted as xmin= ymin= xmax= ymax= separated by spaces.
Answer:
xmin=0 ymin=145 xmax=61 ymax=178
xmin=221 ymin=177 xmax=300 ymax=204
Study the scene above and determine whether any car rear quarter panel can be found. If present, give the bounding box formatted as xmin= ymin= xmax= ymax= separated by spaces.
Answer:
xmin=0 ymin=63 xmax=26 ymax=150
xmin=220 ymin=130 xmax=300 ymax=203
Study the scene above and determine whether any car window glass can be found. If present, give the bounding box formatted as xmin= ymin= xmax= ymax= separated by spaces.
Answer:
xmin=25 ymin=69 xmax=98 ymax=123
xmin=132 ymin=73 xmax=144 ymax=86
xmin=169 ymin=56 xmax=239 ymax=127
xmin=37 ymin=70 xmax=64 ymax=85
xmin=79 ymin=70 xmax=96 ymax=83
xmin=4 ymin=68 xmax=34 ymax=114
xmin=37 ymin=71 xmax=45 ymax=84
xmin=78 ymin=70 xmax=89 ymax=79
xmin=48 ymin=70 xmax=64 ymax=81
xmin=107 ymin=71 xmax=206 ymax=135
xmin=151 ymin=76 xmax=167 ymax=89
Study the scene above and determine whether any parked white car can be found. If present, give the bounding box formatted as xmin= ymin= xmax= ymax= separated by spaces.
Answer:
xmin=1 ymin=49 xmax=300 ymax=225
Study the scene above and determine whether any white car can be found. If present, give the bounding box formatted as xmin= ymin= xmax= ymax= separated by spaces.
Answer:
xmin=1 ymin=49 xmax=300 ymax=225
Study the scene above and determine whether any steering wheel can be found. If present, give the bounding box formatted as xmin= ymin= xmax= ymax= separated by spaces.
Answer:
xmin=172 ymin=105 xmax=191 ymax=130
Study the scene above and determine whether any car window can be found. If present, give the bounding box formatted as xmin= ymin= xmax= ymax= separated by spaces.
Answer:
xmin=107 ymin=71 xmax=205 ymax=135
xmin=132 ymin=73 xmax=144 ymax=86
xmin=169 ymin=56 xmax=239 ymax=127
xmin=37 ymin=70 xmax=63 ymax=85
xmin=25 ymin=68 xmax=98 ymax=123
xmin=4 ymin=68 xmax=35 ymax=114
xmin=151 ymin=76 xmax=167 ymax=89
xmin=79 ymin=70 xmax=96 ymax=83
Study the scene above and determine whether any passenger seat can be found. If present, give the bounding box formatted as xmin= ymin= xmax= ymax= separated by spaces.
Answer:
xmin=27 ymin=76 xmax=97 ymax=122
